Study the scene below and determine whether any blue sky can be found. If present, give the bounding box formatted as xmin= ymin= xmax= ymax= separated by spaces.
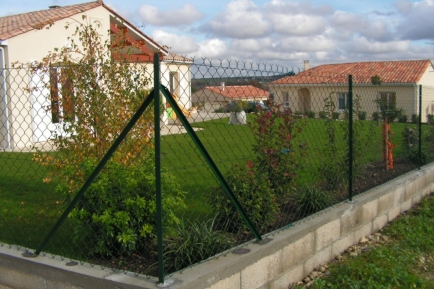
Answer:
xmin=2 ymin=0 xmax=434 ymax=67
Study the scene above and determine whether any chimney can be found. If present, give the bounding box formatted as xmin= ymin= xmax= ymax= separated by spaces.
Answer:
xmin=49 ymin=5 xmax=61 ymax=9
xmin=221 ymin=81 xmax=225 ymax=91
xmin=304 ymin=60 xmax=310 ymax=71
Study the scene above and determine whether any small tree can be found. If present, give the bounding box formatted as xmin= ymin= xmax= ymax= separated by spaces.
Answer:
xmin=32 ymin=17 xmax=185 ymax=256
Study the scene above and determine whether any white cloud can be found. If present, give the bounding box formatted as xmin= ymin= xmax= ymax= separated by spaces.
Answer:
xmin=396 ymin=0 xmax=434 ymax=40
xmin=195 ymin=39 xmax=227 ymax=58
xmin=202 ymin=0 xmax=271 ymax=38
xmin=345 ymin=37 xmax=411 ymax=54
xmin=152 ymin=30 xmax=199 ymax=54
xmin=138 ymin=4 xmax=204 ymax=26
xmin=270 ymin=14 xmax=326 ymax=36
xmin=280 ymin=35 xmax=335 ymax=52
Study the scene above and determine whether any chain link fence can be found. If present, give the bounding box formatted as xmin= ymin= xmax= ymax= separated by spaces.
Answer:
xmin=1 ymin=55 xmax=433 ymax=281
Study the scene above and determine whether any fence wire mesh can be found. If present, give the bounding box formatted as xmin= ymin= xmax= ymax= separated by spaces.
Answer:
xmin=1 ymin=57 xmax=434 ymax=278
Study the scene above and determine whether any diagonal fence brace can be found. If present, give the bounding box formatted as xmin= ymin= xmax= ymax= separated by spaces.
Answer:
xmin=160 ymin=84 xmax=262 ymax=242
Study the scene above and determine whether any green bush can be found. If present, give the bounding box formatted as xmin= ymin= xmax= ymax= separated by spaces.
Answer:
xmin=210 ymin=161 xmax=278 ymax=233
xmin=427 ymin=114 xmax=434 ymax=124
xmin=294 ymin=185 xmax=334 ymax=217
xmin=319 ymin=111 xmax=327 ymax=119
xmin=67 ymin=159 xmax=186 ymax=257
xmin=402 ymin=127 xmax=426 ymax=164
xmin=306 ymin=110 xmax=316 ymax=118
xmin=357 ymin=111 xmax=367 ymax=120
xmin=164 ymin=216 xmax=235 ymax=272
xmin=372 ymin=111 xmax=380 ymax=121
xmin=412 ymin=114 xmax=419 ymax=123
xmin=332 ymin=112 xmax=340 ymax=120
xmin=398 ymin=114 xmax=408 ymax=123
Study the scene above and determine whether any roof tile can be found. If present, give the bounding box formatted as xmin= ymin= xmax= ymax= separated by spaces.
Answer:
xmin=205 ymin=85 xmax=269 ymax=99
xmin=273 ymin=60 xmax=432 ymax=85
xmin=0 ymin=1 xmax=101 ymax=41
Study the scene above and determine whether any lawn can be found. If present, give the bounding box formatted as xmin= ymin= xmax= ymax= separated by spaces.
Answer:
xmin=295 ymin=193 xmax=434 ymax=288
xmin=0 ymin=116 xmax=427 ymax=259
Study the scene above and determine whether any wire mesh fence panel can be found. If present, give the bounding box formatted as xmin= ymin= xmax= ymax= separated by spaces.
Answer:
xmin=1 ymin=56 xmax=432 ymax=280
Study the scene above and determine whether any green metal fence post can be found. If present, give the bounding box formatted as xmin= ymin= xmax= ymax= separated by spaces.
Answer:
xmin=419 ymin=84 xmax=422 ymax=170
xmin=154 ymin=53 xmax=165 ymax=285
xmin=348 ymin=75 xmax=354 ymax=201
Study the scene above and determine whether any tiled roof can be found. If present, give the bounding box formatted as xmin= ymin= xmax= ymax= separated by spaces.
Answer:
xmin=205 ymin=85 xmax=269 ymax=99
xmin=272 ymin=60 xmax=432 ymax=85
xmin=0 ymin=1 xmax=101 ymax=41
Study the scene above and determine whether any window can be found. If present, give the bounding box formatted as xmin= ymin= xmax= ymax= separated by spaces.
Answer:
xmin=50 ymin=67 xmax=75 ymax=123
xmin=337 ymin=92 xmax=348 ymax=111
xmin=169 ymin=72 xmax=180 ymax=97
xmin=284 ymin=92 xmax=289 ymax=107
xmin=379 ymin=92 xmax=396 ymax=111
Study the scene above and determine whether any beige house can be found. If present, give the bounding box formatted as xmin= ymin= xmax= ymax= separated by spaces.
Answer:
xmin=192 ymin=84 xmax=270 ymax=108
xmin=269 ymin=60 xmax=434 ymax=121
xmin=0 ymin=0 xmax=192 ymax=150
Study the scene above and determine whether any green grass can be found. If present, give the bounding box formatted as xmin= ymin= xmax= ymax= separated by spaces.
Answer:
xmin=0 ymin=117 xmax=426 ymax=256
xmin=295 ymin=193 xmax=434 ymax=288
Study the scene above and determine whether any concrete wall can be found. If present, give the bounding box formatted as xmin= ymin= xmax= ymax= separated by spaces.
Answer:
xmin=1 ymin=163 xmax=434 ymax=289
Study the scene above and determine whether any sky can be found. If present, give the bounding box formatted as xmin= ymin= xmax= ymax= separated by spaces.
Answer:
xmin=2 ymin=0 xmax=434 ymax=68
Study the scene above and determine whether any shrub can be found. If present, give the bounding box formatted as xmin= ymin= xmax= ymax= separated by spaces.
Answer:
xmin=357 ymin=111 xmax=367 ymax=120
xmin=332 ymin=112 xmax=340 ymax=120
xmin=402 ymin=127 xmax=426 ymax=165
xmin=398 ymin=114 xmax=408 ymax=123
xmin=164 ymin=216 xmax=235 ymax=272
xmin=211 ymin=161 xmax=278 ymax=234
xmin=67 ymin=159 xmax=186 ymax=257
xmin=427 ymin=114 xmax=434 ymax=124
xmin=412 ymin=114 xmax=419 ymax=123
xmin=249 ymin=103 xmax=306 ymax=199
xmin=319 ymin=111 xmax=327 ymax=119
xmin=306 ymin=110 xmax=316 ymax=118
xmin=372 ymin=111 xmax=380 ymax=121
xmin=294 ymin=185 xmax=334 ymax=217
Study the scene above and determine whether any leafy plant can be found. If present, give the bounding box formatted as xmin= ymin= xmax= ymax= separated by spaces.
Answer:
xmin=357 ymin=111 xmax=367 ymax=120
xmin=294 ymin=185 xmax=333 ymax=217
xmin=427 ymin=114 xmax=434 ymax=124
xmin=211 ymin=160 xmax=278 ymax=234
xmin=68 ymin=160 xmax=185 ymax=256
xmin=372 ymin=111 xmax=380 ymax=121
xmin=318 ymin=93 xmax=346 ymax=192
xmin=398 ymin=114 xmax=408 ymax=123
xmin=249 ymin=102 xmax=306 ymax=199
xmin=306 ymin=110 xmax=316 ymax=118
xmin=164 ymin=216 xmax=235 ymax=272
xmin=412 ymin=114 xmax=419 ymax=123
xmin=402 ymin=127 xmax=425 ymax=164
xmin=319 ymin=111 xmax=327 ymax=119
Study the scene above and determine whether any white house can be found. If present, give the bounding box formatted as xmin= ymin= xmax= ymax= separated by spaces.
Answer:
xmin=269 ymin=60 xmax=434 ymax=121
xmin=0 ymin=0 xmax=192 ymax=150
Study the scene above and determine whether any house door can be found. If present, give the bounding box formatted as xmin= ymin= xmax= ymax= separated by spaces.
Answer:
xmin=30 ymin=68 xmax=68 ymax=143
xmin=298 ymin=88 xmax=311 ymax=112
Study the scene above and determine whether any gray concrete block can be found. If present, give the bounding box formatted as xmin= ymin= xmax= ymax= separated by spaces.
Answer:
xmin=378 ymin=192 xmax=394 ymax=215
xmin=401 ymin=198 xmax=413 ymax=213
xmin=269 ymin=265 xmax=304 ymax=289
xmin=332 ymin=233 xmax=355 ymax=257
xmin=315 ymin=219 xmax=340 ymax=252
xmin=361 ymin=199 xmax=378 ymax=224
xmin=354 ymin=223 xmax=373 ymax=243
xmin=241 ymin=253 xmax=280 ymax=289
xmin=340 ymin=206 xmax=362 ymax=236
xmin=373 ymin=214 xmax=388 ymax=232
xmin=303 ymin=247 xmax=332 ymax=276
xmin=388 ymin=206 xmax=401 ymax=222
xmin=280 ymin=232 xmax=314 ymax=272
xmin=206 ymin=273 xmax=240 ymax=289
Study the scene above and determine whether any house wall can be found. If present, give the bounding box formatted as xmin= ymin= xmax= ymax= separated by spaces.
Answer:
xmin=3 ymin=6 xmax=111 ymax=149
xmin=270 ymin=84 xmax=418 ymax=120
